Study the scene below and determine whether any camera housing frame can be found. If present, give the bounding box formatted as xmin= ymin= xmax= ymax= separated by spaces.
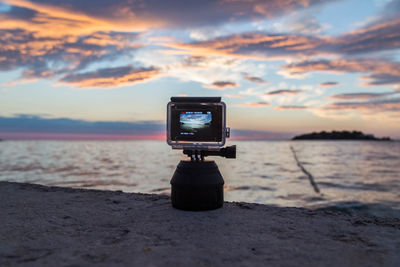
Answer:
xmin=167 ymin=97 xmax=229 ymax=150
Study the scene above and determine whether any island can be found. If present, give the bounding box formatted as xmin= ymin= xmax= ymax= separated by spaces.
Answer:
xmin=292 ymin=130 xmax=391 ymax=141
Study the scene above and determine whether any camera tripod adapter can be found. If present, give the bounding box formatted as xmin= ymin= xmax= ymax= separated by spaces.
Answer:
xmin=170 ymin=160 xmax=224 ymax=211
xmin=170 ymin=146 xmax=235 ymax=211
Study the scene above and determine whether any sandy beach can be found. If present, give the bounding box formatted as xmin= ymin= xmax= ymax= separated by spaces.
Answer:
xmin=1 ymin=181 xmax=399 ymax=266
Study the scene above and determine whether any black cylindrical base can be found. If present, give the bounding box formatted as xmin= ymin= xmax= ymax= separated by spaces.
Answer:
xmin=170 ymin=160 xmax=224 ymax=211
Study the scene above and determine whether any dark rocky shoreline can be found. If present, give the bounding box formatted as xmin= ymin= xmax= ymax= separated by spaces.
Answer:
xmin=1 ymin=181 xmax=399 ymax=266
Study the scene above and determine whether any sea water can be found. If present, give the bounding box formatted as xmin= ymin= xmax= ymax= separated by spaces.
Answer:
xmin=1 ymin=140 xmax=399 ymax=217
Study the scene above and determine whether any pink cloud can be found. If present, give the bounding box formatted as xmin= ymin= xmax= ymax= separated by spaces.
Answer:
xmin=237 ymin=101 xmax=269 ymax=107
xmin=283 ymin=59 xmax=400 ymax=86
xmin=329 ymin=92 xmax=396 ymax=100
xmin=325 ymin=98 xmax=400 ymax=112
xmin=59 ymin=65 xmax=161 ymax=88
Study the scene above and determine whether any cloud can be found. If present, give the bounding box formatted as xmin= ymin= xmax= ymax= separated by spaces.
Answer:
xmin=204 ymin=80 xmax=238 ymax=90
xmin=265 ymin=89 xmax=302 ymax=95
xmin=231 ymin=129 xmax=294 ymax=140
xmin=0 ymin=114 xmax=165 ymax=139
xmin=282 ymin=11 xmax=329 ymax=35
xmin=165 ymin=55 xmax=247 ymax=89
xmin=1 ymin=0 xmax=400 ymax=92
xmin=381 ymin=0 xmax=400 ymax=14
xmin=329 ymin=92 xmax=397 ymax=100
xmin=0 ymin=114 xmax=296 ymax=140
xmin=162 ymin=4 xmax=400 ymax=85
xmin=182 ymin=56 xmax=208 ymax=67
xmin=59 ymin=65 xmax=160 ymax=88
xmin=0 ymin=1 xmax=121 ymax=38
xmin=0 ymin=28 xmax=145 ymax=86
xmin=360 ymin=73 xmax=400 ymax=86
xmin=1 ymin=0 xmax=331 ymax=31
xmin=283 ymin=59 xmax=400 ymax=86
xmin=243 ymin=73 xmax=268 ymax=84
xmin=276 ymin=105 xmax=307 ymax=110
xmin=164 ymin=13 xmax=400 ymax=59
xmin=319 ymin=81 xmax=338 ymax=87
xmin=259 ymin=84 xmax=324 ymax=109
xmin=325 ymin=98 xmax=400 ymax=112
xmin=165 ymin=32 xmax=327 ymax=59
xmin=237 ymin=101 xmax=269 ymax=107
xmin=334 ymin=17 xmax=400 ymax=55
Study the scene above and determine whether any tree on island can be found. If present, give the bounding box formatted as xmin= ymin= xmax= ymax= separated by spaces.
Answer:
xmin=292 ymin=130 xmax=391 ymax=141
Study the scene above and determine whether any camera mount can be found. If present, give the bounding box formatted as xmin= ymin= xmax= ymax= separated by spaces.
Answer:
xmin=167 ymin=96 xmax=236 ymax=211
xmin=183 ymin=145 xmax=236 ymax=162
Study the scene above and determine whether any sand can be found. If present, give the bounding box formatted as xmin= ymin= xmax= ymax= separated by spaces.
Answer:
xmin=0 ymin=181 xmax=399 ymax=266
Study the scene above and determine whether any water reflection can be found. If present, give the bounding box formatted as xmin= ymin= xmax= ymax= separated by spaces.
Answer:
xmin=0 ymin=140 xmax=399 ymax=215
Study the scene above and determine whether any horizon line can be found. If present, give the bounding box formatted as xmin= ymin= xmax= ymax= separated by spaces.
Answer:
xmin=0 ymin=132 xmax=292 ymax=141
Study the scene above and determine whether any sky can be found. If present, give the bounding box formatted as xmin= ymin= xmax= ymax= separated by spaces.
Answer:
xmin=0 ymin=0 xmax=400 ymax=139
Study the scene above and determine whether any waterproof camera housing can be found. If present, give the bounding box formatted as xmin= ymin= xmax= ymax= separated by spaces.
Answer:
xmin=167 ymin=97 xmax=230 ymax=150
xmin=167 ymin=96 xmax=236 ymax=210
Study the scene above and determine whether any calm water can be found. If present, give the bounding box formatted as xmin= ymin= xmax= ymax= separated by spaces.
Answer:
xmin=1 ymin=140 xmax=400 ymax=217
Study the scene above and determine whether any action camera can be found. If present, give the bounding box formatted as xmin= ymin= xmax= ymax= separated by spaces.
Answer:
xmin=167 ymin=96 xmax=236 ymax=211
xmin=167 ymin=97 xmax=230 ymax=150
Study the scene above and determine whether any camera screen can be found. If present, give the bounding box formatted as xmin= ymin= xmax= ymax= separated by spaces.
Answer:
xmin=180 ymin=111 xmax=212 ymax=135
xmin=170 ymin=104 xmax=223 ymax=142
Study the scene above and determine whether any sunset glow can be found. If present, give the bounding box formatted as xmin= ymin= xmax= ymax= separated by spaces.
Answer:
xmin=1 ymin=0 xmax=400 ymax=139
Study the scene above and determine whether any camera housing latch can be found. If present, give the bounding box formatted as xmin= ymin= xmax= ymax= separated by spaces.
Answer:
xmin=225 ymin=127 xmax=230 ymax=138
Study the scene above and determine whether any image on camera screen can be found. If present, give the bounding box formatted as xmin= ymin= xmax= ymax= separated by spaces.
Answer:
xmin=179 ymin=111 xmax=212 ymax=135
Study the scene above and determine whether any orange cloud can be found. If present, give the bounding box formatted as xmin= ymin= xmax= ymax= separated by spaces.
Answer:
xmin=237 ymin=101 xmax=269 ymax=107
xmin=0 ymin=1 xmax=158 ymax=88
xmin=1 ymin=0 xmax=400 ymax=91
xmin=0 ymin=2 xmax=113 ymax=38
xmin=59 ymin=65 xmax=160 ymax=88
xmin=164 ymin=32 xmax=327 ymax=59
xmin=2 ymin=0 xmax=331 ymax=37
xmin=0 ymin=0 xmax=164 ymax=36
xmin=0 ymin=27 xmax=146 ymax=87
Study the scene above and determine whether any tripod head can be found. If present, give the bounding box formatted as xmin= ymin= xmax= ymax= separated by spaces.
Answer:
xmin=183 ymin=145 xmax=236 ymax=162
